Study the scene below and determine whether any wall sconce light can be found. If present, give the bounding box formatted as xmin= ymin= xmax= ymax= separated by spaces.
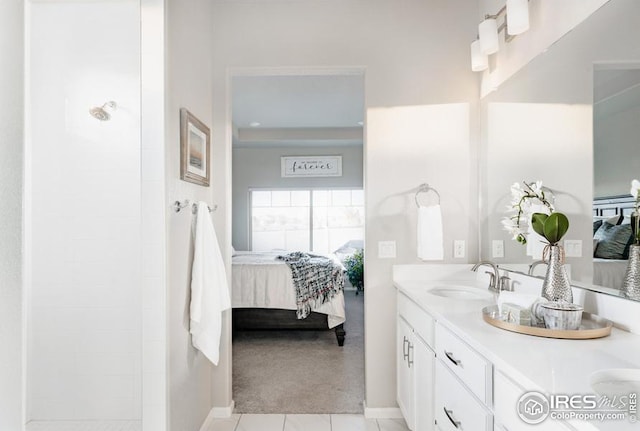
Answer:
xmin=507 ymin=0 xmax=530 ymax=35
xmin=471 ymin=39 xmax=489 ymax=72
xmin=470 ymin=0 xmax=530 ymax=72
xmin=478 ymin=17 xmax=499 ymax=55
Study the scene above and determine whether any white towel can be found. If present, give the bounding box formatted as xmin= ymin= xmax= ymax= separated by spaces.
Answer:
xmin=190 ymin=201 xmax=230 ymax=365
xmin=417 ymin=204 xmax=444 ymax=261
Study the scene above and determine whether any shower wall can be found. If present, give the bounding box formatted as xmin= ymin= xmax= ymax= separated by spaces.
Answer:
xmin=27 ymin=1 xmax=141 ymax=421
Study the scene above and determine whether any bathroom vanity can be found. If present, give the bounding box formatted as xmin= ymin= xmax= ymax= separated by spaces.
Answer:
xmin=394 ymin=264 xmax=640 ymax=431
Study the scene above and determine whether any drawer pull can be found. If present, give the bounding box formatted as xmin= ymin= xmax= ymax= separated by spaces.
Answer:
xmin=444 ymin=351 xmax=461 ymax=367
xmin=443 ymin=407 xmax=461 ymax=429
xmin=407 ymin=342 xmax=414 ymax=368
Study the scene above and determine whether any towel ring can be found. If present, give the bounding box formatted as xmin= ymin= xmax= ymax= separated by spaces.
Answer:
xmin=415 ymin=183 xmax=441 ymax=207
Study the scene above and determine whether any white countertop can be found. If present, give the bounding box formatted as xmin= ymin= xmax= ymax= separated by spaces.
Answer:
xmin=393 ymin=265 xmax=640 ymax=431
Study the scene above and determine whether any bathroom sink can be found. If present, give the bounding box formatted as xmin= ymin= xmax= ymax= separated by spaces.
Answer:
xmin=589 ymin=368 xmax=640 ymax=397
xmin=427 ymin=285 xmax=493 ymax=300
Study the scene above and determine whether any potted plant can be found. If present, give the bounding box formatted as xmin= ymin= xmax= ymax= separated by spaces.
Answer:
xmin=344 ymin=249 xmax=364 ymax=294
xmin=503 ymin=181 xmax=572 ymax=302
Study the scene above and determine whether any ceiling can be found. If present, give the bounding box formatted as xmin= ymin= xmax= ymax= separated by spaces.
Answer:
xmin=232 ymin=74 xmax=364 ymax=146
xmin=594 ymin=68 xmax=640 ymax=119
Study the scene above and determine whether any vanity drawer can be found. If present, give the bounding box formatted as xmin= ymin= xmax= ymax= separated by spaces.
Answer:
xmin=398 ymin=292 xmax=435 ymax=347
xmin=435 ymin=322 xmax=492 ymax=404
xmin=435 ymin=360 xmax=492 ymax=431
xmin=494 ymin=371 xmax=574 ymax=431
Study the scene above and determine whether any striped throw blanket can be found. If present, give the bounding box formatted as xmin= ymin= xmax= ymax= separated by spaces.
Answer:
xmin=277 ymin=252 xmax=345 ymax=319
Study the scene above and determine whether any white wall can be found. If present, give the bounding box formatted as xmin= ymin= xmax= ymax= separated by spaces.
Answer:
xmin=141 ymin=0 xmax=168 ymax=429
xmin=211 ymin=0 xmax=479 ymax=410
xmin=27 ymin=1 xmax=141 ymax=420
xmin=477 ymin=0 xmax=609 ymax=96
xmin=479 ymin=0 xmax=640 ymax=283
xmin=0 ymin=0 xmax=24 ymax=428
xmin=232 ymin=144 xmax=364 ymax=250
xmin=165 ymin=0 xmax=224 ymax=429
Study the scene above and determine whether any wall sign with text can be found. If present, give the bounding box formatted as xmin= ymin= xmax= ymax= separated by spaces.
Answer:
xmin=281 ymin=156 xmax=343 ymax=178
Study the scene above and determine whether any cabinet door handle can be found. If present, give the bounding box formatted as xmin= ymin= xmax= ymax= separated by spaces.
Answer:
xmin=403 ymin=336 xmax=410 ymax=361
xmin=444 ymin=351 xmax=461 ymax=367
xmin=407 ymin=342 xmax=414 ymax=368
xmin=443 ymin=407 xmax=461 ymax=429
xmin=402 ymin=336 xmax=407 ymax=359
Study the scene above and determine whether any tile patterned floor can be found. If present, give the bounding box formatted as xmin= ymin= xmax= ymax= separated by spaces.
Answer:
xmin=24 ymin=414 xmax=409 ymax=431
xmin=206 ymin=414 xmax=409 ymax=431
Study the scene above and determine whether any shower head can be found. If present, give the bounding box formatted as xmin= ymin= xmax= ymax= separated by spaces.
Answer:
xmin=89 ymin=101 xmax=117 ymax=121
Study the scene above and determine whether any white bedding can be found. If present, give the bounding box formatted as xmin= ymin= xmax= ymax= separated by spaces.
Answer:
xmin=231 ymin=251 xmax=346 ymax=328
xmin=593 ymin=258 xmax=628 ymax=290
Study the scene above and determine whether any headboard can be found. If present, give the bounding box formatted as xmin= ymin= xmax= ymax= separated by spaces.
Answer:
xmin=593 ymin=195 xmax=636 ymax=218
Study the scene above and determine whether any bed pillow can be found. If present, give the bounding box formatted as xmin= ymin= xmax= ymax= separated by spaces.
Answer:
xmin=593 ymin=222 xmax=633 ymax=259
xmin=593 ymin=219 xmax=603 ymax=235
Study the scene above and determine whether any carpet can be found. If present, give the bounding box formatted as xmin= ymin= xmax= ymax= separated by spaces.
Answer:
xmin=232 ymin=290 xmax=365 ymax=414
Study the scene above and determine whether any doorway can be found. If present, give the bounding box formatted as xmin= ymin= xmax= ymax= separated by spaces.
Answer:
xmin=229 ymin=69 xmax=366 ymax=413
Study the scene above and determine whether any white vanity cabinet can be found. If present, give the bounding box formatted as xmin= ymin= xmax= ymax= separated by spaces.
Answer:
xmin=494 ymin=371 xmax=573 ymax=431
xmin=434 ymin=322 xmax=493 ymax=431
xmin=397 ymin=292 xmax=436 ymax=431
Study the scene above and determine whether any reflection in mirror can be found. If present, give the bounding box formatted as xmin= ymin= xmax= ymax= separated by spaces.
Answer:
xmin=479 ymin=0 xmax=640 ymax=302
xmin=592 ymin=66 xmax=640 ymax=293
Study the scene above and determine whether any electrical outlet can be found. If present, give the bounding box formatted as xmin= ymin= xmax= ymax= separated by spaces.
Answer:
xmin=492 ymin=240 xmax=504 ymax=258
xmin=454 ymin=240 xmax=465 ymax=258
xmin=564 ymin=239 xmax=583 ymax=257
xmin=378 ymin=240 xmax=396 ymax=258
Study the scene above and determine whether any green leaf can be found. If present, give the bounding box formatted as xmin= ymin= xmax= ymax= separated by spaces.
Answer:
xmin=531 ymin=213 xmax=548 ymax=237
xmin=543 ymin=212 xmax=569 ymax=244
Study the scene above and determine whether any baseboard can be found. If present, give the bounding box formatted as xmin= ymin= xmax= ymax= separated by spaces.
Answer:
xmin=199 ymin=400 xmax=235 ymax=431
xmin=363 ymin=400 xmax=403 ymax=419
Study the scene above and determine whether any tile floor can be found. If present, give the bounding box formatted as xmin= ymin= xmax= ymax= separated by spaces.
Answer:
xmin=205 ymin=414 xmax=409 ymax=431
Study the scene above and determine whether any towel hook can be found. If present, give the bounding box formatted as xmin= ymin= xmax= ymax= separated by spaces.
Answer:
xmin=172 ymin=199 xmax=217 ymax=214
xmin=415 ymin=183 xmax=441 ymax=207
xmin=191 ymin=202 xmax=217 ymax=214
xmin=173 ymin=200 xmax=190 ymax=212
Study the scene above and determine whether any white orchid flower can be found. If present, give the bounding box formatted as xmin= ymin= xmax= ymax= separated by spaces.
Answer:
xmin=630 ymin=179 xmax=640 ymax=199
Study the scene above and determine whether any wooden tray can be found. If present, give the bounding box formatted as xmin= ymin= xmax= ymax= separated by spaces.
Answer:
xmin=482 ymin=305 xmax=613 ymax=339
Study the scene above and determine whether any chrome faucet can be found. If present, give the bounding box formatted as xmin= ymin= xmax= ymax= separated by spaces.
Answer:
xmin=528 ymin=260 xmax=548 ymax=276
xmin=471 ymin=261 xmax=501 ymax=292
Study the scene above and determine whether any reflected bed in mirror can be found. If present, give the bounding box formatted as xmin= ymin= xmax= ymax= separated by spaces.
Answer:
xmin=592 ymin=195 xmax=636 ymax=290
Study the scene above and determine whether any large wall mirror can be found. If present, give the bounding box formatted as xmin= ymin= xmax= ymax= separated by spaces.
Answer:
xmin=479 ymin=0 xmax=640 ymax=302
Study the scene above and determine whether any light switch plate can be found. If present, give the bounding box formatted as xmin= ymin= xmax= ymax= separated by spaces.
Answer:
xmin=564 ymin=239 xmax=583 ymax=257
xmin=378 ymin=240 xmax=396 ymax=258
xmin=492 ymin=240 xmax=504 ymax=258
xmin=454 ymin=240 xmax=465 ymax=258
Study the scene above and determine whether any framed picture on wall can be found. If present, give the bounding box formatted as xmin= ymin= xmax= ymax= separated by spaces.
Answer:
xmin=180 ymin=108 xmax=210 ymax=186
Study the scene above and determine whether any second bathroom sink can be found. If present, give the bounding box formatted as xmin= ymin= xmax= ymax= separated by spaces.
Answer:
xmin=589 ymin=368 xmax=640 ymax=397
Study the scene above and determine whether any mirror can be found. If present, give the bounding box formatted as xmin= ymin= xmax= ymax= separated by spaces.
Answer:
xmin=479 ymin=0 xmax=640 ymax=301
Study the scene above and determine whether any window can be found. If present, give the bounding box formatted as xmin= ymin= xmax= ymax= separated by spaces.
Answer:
xmin=251 ymin=189 xmax=364 ymax=254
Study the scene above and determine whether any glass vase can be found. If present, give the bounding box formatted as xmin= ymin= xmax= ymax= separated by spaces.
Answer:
xmin=541 ymin=244 xmax=573 ymax=303
xmin=623 ymin=244 xmax=640 ymax=300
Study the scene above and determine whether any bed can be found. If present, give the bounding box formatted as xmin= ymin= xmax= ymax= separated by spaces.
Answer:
xmin=592 ymin=195 xmax=636 ymax=289
xmin=231 ymin=251 xmax=347 ymax=346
